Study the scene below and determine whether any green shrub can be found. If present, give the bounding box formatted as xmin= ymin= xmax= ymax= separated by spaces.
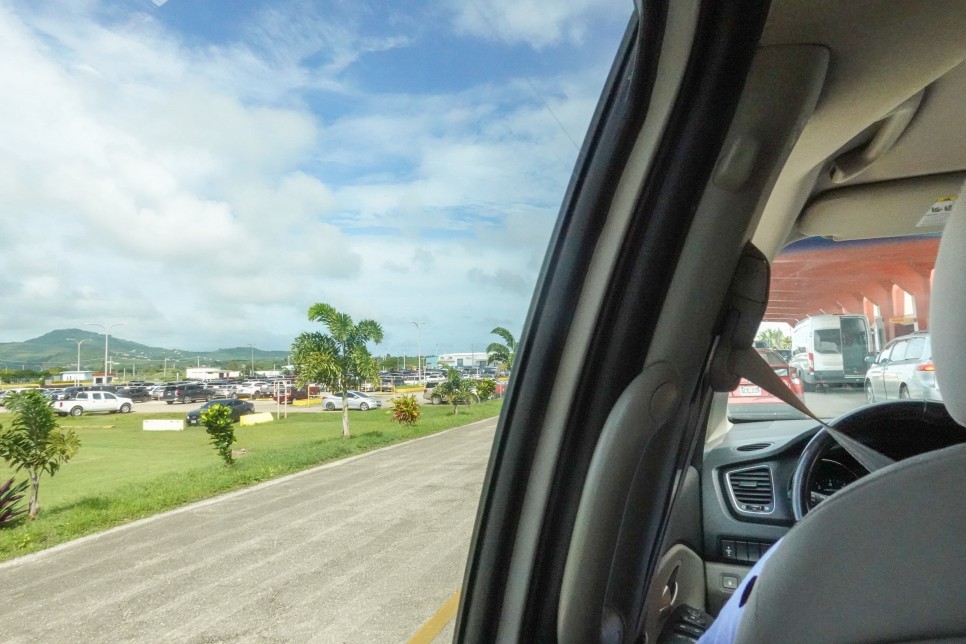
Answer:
xmin=476 ymin=378 xmax=497 ymax=401
xmin=389 ymin=395 xmax=421 ymax=426
xmin=200 ymin=404 xmax=237 ymax=466
xmin=0 ymin=478 xmax=28 ymax=527
xmin=0 ymin=390 xmax=80 ymax=518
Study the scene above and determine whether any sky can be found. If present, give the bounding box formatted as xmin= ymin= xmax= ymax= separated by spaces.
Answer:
xmin=0 ymin=0 xmax=628 ymax=355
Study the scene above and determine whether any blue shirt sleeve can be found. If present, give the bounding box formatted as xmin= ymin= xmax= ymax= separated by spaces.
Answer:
xmin=697 ymin=538 xmax=782 ymax=644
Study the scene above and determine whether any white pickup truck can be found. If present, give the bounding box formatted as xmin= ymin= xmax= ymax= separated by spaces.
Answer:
xmin=51 ymin=391 xmax=134 ymax=417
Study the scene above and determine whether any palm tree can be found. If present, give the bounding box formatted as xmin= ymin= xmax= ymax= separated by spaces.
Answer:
xmin=756 ymin=328 xmax=791 ymax=350
xmin=291 ymin=303 xmax=383 ymax=438
xmin=487 ymin=326 xmax=517 ymax=371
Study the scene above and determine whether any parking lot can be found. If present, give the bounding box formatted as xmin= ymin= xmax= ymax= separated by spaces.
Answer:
xmin=0 ymin=390 xmax=413 ymax=416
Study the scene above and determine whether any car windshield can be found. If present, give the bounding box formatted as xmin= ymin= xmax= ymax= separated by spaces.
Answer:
xmin=727 ymin=234 xmax=940 ymax=423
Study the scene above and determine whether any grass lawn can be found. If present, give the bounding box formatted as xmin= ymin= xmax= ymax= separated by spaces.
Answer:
xmin=0 ymin=399 xmax=502 ymax=563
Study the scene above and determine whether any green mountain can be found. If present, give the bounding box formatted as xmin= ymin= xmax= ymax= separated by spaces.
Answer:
xmin=0 ymin=329 xmax=289 ymax=373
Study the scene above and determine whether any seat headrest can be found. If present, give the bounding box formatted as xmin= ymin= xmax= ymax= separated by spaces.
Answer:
xmin=932 ymin=179 xmax=966 ymax=426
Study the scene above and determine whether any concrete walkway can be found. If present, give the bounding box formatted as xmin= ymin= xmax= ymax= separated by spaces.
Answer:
xmin=0 ymin=417 xmax=498 ymax=643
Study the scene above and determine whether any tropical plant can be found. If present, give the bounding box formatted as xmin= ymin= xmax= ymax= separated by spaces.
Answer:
xmin=200 ymin=404 xmax=237 ymax=466
xmin=433 ymin=368 xmax=478 ymax=415
xmin=756 ymin=328 xmax=791 ymax=350
xmin=487 ymin=326 xmax=517 ymax=371
xmin=0 ymin=390 xmax=81 ymax=518
xmin=0 ymin=477 xmax=28 ymax=527
xmin=388 ymin=394 xmax=421 ymax=426
xmin=291 ymin=303 xmax=384 ymax=438
xmin=476 ymin=378 xmax=497 ymax=401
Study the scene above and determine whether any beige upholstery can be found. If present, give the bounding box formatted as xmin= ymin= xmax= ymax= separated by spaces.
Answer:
xmin=931 ymin=179 xmax=966 ymax=425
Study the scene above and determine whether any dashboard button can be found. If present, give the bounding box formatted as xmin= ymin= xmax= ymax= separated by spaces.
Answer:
xmin=747 ymin=542 xmax=761 ymax=563
xmin=721 ymin=540 xmax=736 ymax=559
xmin=736 ymin=540 xmax=749 ymax=561
xmin=721 ymin=574 xmax=739 ymax=590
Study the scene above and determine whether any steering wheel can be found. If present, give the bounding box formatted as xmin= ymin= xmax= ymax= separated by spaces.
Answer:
xmin=791 ymin=401 xmax=957 ymax=521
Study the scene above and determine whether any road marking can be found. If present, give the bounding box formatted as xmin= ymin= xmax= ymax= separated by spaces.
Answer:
xmin=408 ymin=589 xmax=461 ymax=644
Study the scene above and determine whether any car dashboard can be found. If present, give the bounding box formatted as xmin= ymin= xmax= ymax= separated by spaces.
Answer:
xmin=699 ymin=404 xmax=966 ymax=613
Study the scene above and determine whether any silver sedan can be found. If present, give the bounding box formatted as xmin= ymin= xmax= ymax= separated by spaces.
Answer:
xmin=321 ymin=391 xmax=381 ymax=411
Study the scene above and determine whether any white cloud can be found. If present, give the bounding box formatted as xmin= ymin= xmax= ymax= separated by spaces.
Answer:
xmin=446 ymin=0 xmax=615 ymax=49
xmin=0 ymin=0 xmax=618 ymax=354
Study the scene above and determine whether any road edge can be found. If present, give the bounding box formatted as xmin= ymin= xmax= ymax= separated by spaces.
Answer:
xmin=0 ymin=415 xmax=499 ymax=571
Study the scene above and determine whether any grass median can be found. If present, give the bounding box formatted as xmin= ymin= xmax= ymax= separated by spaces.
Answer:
xmin=0 ymin=399 xmax=503 ymax=563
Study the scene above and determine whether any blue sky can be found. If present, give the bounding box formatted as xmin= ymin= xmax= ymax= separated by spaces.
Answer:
xmin=0 ymin=0 xmax=628 ymax=356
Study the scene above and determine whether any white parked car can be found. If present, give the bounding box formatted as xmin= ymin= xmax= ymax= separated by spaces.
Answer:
xmin=52 ymin=391 xmax=134 ymax=417
xmin=321 ymin=391 xmax=382 ymax=411
xmin=234 ymin=381 xmax=270 ymax=398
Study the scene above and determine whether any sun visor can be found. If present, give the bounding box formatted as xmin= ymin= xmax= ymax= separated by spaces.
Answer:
xmin=797 ymin=172 xmax=965 ymax=241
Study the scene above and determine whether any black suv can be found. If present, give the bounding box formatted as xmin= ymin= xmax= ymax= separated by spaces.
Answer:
xmin=162 ymin=383 xmax=213 ymax=404
xmin=117 ymin=386 xmax=152 ymax=402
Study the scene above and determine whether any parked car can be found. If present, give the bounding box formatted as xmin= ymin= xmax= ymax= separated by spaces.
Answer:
xmin=272 ymin=385 xmax=319 ymax=402
xmin=51 ymin=391 xmax=134 ymax=416
xmin=233 ymin=381 xmax=270 ymax=398
xmin=56 ymin=386 xmax=88 ymax=401
xmin=321 ymin=391 xmax=381 ymax=411
xmin=185 ymin=398 xmax=255 ymax=426
xmin=162 ymin=383 xmax=214 ymax=404
xmin=208 ymin=382 xmax=238 ymax=398
xmin=727 ymin=348 xmax=807 ymax=420
xmin=117 ymin=386 xmax=152 ymax=402
xmin=379 ymin=376 xmax=405 ymax=391
xmin=864 ymin=332 xmax=941 ymax=403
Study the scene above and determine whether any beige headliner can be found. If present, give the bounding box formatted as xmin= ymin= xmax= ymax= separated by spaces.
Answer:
xmin=751 ymin=1 xmax=966 ymax=257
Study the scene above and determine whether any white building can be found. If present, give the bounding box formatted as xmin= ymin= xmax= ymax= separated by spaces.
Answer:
xmin=185 ymin=367 xmax=237 ymax=380
xmin=437 ymin=352 xmax=489 ymax=368
xmin=59 ymin=370 xmax=93 ymax=384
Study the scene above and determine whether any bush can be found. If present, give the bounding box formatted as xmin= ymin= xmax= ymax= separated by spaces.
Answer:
xmin=477 ymin=378 xmax=497 ymax=401
xmin=389 ymin=395 xmax=421 ymax=426
xmin=0 ymin=478 xmax=28 ymax=527
xmin=200 ymin=404 xmax=237 ymax=466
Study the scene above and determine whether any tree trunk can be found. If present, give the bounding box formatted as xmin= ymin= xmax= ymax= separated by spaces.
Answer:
xmin=342 ymin=394 xmax=350 ymax=438
xmin=28 ymin=470 xmax=40 ymax=519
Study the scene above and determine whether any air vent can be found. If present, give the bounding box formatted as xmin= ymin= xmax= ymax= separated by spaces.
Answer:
xmin=726 ymin=465 xmax=774 ymax=515
xmin=736 ymin=442 xmax=772 ymax=452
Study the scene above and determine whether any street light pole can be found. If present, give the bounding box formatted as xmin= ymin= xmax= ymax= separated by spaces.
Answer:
xmin=410 ymin=321 xmax=426 ymax=382
xmin=85 ymin=322 xmax=125 ymax=385
xmin=66 ymin=337 xmax=92 ymax=376
xmin=249 ymin=344 xmax=255 ymax=376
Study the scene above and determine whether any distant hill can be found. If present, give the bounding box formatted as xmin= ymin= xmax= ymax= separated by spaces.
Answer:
xmin=0 ymin=329 xmax=289 ymax=373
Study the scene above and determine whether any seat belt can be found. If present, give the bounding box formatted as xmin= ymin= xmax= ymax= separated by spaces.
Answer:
xmin=710 ymin=242 xmax=894 ymax=474
xmin=730 ymin=347 xmax=895 ymax=474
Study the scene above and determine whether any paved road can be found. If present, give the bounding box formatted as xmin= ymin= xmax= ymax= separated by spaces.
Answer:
xmin=0 ymin=418 xmax=498 ymax=643
xmin=803 ymin=387 xmax=867 ymax=418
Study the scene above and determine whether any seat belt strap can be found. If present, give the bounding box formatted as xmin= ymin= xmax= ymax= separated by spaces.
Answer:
xmin=729 ymin=348 xmax=895 ymax=473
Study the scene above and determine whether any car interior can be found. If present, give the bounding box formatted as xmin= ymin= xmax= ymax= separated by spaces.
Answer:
xmin=456 ymin=1 xmax=966 ymax=642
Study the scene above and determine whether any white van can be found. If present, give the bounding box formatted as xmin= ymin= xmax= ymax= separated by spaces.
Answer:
xmin=790 ymin=314 xmax=872 ymax=391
